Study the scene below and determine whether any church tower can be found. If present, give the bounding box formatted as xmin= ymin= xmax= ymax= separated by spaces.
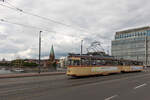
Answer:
xmin=49 ymin=45 xmax=55 ymax=62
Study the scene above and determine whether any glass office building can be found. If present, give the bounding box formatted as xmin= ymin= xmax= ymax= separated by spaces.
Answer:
xmin=111 ymin=26 xmax=150 ymax=66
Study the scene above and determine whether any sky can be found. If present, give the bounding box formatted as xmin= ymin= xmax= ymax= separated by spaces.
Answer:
xmin=0 ymin=0 xmax=150 ymax=60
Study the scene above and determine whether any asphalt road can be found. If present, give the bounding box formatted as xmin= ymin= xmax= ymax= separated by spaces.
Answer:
xmin=0 ymin=69 xmax=150 ymax=100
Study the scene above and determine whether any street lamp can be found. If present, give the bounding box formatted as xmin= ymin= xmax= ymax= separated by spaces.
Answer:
xmin=80 ymin=40 xmax=83 ymax=66
xmin=81 ymin=40 xmax=83 ymax=55
xmin=38 ymin=31 xmax=42 ymax=74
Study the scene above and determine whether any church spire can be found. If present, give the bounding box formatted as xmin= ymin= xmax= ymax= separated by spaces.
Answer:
xmin=49 ymin=45 xmax=55 ymax=61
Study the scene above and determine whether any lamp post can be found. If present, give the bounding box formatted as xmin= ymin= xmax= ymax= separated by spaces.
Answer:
xmin=38 ymin=31 xmax=42 ymax=74
xmin=81 ymin=40 xmax=83 ymax=55
xmin=80 ymin=40 xmax=83 ymax=66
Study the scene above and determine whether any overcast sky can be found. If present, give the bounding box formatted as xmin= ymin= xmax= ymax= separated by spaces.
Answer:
xmin=0 ymin=0 xmax=150 ymax=60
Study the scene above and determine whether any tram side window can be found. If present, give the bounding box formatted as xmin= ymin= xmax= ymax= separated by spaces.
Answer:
xmin=101 ymin=60 xmax=106 ymax=65
xmin=112 ymin=61 xmax=119 ymax=66
xmin=71 ymin=60 xmax=74 ymax=66
xmin=67 ymin=60 xmax=73 ymax=66
xmin=124 ymin=61 xmax=129 ymax=66
xmin=132 ymin=62 xmax=137 ymax=65
xmin=105 ymin=60 xmax=113 ymax=65
xmin=128 ymin=61 xmax=133 ymax=66
xmin=136 ymin=62 xmax=143 ymax=65
xmin=68 ymin=60 xmax=80 ymax=66
xmin=91 ymin=60 xmax=96 ymax=65
xmin=73 ymin=60 xmax=80 ymax=66
xmin=132 ymin=61 xmax=140 ymax=65
xmin=130 ymin=61 xmax=135 ymax=66
xmin=96 ymin=60 xmax=106 ymax=65
xmin=118 ymin=61 xmax=123 ymax=65
xmin=82 ymin=59 xmax=90 ymax=66
xmin=68 ymin=60 xmax=72 ymax=65
xmin=96 ymin=60 xmax=101 ymax=65
xmin=139 ymin=62 xmax=143 ymax=65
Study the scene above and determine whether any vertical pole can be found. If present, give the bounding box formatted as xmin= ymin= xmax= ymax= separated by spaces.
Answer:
xmin=80 ymin=40 xmax=83 ymax=66
xmin=81 ymin=40 xmax=83 ymax=55
xmin=38 ymin=31 xmax=42 ymax=74
xmin=145 ymin=36 xmax=148 ymax=67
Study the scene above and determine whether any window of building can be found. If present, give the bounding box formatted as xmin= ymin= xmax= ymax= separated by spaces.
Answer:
xmin=125 ymin=34 xmax=128 ymax=38
xmin=129 ymin=33 xmax=132 ymax=37
xmin=138 ymin=32 xmax=140 ymax=36
xmin=135 ymin=33 xmax=137 ymax=36
xmin=127 ymin=33 xmax=129 ymax=38
xmin=131 ymin=33 xmax=134 ymax=37
xmin=147 ymin=30 xmax=150 ymax=36
xmin=120 ymin=34 xmax=122 ymax=38
xmin=142 ymin=31 xmax=145 ymax=36
xmin=134 ymin=32 xmax=136 ymax=36
xmin=123 ymin=34 xmax=125 ymax=38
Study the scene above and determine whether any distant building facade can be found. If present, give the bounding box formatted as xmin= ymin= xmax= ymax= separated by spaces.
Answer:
xmin=111 ymin=26 xmax=150 ymax=66
xmin=11 ymin=45 xmax=58 ymax=69
xmin=0 ymin=58 xmax=11 ymax=67
xmin=57 ymin=57 xmax=68 ymax=68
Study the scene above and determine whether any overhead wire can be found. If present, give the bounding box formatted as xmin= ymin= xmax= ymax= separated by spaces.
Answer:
xmin=0 ymin=19 xmax=56 ymax=33
xmin=5 ymin=0 xmax=23 ymax=11
xmin=0 ymin=18 xmax=83 ymax=44
xmin=3 ymin=1 xmax=88 ymax=32
xmin=0 ymin=0 xmax=110 ymax=41
xmin=0 ymin=3 xmax=17 ymax=11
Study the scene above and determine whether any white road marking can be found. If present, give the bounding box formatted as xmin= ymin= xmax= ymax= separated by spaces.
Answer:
xmin=134 ymin=83 xmax=147 ymax=89
xmin=104 ymin=95 xmax=118 ymax=100
xmin=82 ymin=73 xmax=150 ymax=87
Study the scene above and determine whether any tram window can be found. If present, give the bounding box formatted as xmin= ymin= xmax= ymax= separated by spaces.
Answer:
xmin=105 ymin=60 xmax=109 ymax=65
xmin=127 ymin=62 xmax=130 ymax=65
xmin=135 ymin=62 xmax=138 ymax=65
xmin=91 ymin=60 xmax=96 ymax=65
xmin=101 ymin=60 xmax=106 ymax=65
xmin=113 ymin=61 xmax=118 ymax=66
xmin=131 ymin=61 xmax=134 ymax=65
xmin=137 ymin=62 xmax=143 ymax=65
xmin=68 ymin=60 xmax=80 ymax=66
xmin=85 ymin=60 xmax=90 ymax=65
xmin=96 ymin=60 xmax=100 ymax=65
xmin=68 ymin=60 xmax=72 ymax=65
xmin=96 ymin=60 xmax=105 ymax=65
xmin=71 ymin=60 xmax=74 ymax=65
xmin=118 ymin=61 xmax=123 ymax=65
xmin=81 ymin=59 xmax=85 ymax=65
xmin=73 ymin=60 xmax=80 ymax=66
xmin=124 ymin=61 xmax=128 ymax=66
xmin=132 ymin=62 xmax=138 ymax=65
xmin=139 ymin=62 xmax=143 ymax=65
xmin=81 ymin=59 xmax=88 ymax=66
xmin=105 ymin=60 xmax=113 ymax=65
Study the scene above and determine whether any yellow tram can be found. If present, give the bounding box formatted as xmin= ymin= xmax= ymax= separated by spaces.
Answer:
xmin=67 ymin=52 xmax=144 ymax=77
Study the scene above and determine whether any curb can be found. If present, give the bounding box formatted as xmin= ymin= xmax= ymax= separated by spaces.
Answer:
xmin=0 ymin=72 xmax=66 ymax=79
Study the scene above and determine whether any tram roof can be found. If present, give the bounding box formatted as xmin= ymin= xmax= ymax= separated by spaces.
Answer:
xmin=68 ymin=55 xmax=142 ymax=62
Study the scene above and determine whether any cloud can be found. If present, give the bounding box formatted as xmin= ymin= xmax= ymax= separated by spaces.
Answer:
xmin=0 ymin=0 xmax=150 ymax=60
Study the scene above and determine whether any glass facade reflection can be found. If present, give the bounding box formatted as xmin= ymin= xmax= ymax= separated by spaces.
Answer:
xmin=112 ymin=26 xmax=150 ymax=65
